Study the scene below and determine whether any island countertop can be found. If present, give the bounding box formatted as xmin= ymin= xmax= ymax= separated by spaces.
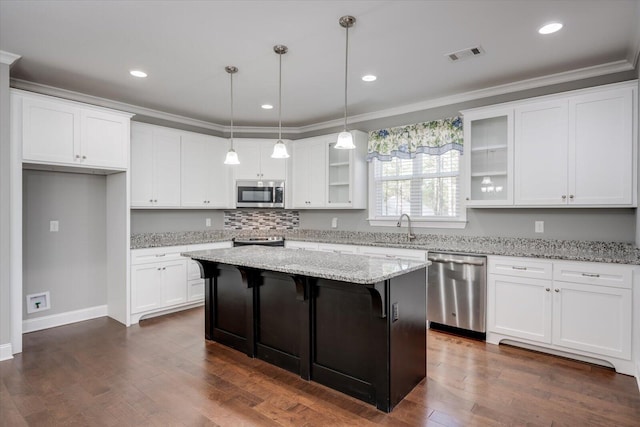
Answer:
xmin=182 ymin=245 xmax=428 ymax=285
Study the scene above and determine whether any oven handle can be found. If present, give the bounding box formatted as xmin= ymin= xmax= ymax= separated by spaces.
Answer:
xmin=428 ymin=257 xmax=485 ymax=266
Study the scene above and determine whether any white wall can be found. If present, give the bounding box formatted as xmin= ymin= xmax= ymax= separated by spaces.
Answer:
xmin=22 ymin=170 xmax=107 ymax=319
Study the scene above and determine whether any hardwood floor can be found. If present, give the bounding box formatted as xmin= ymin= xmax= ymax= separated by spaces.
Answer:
xmin=2 ymin=307 xmax=639 ymax=426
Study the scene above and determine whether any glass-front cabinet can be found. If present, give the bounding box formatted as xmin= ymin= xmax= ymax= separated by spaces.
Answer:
xmin=462 ymin=107 xmax=514 ymax=206
xmin=327 ymin=142 xmax=352 ymax=205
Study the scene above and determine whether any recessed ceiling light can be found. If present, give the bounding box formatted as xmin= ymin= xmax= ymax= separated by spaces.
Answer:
xmin=129 ymin=70 xmax=147 ymax=78
xmin=261 ymin=104 xmax=274 ymax=110
xmin=538 ymin=22 xmax=563 ymax=35
xmin=362 ymin=75 xmax=377 ymax=82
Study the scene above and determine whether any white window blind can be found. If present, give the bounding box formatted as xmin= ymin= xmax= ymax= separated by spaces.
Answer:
xmin=371 ymin=151 xmax=463 ymax=222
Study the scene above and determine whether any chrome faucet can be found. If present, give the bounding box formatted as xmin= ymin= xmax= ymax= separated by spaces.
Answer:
xmin=397 ymin=214 xmax=416 ymax=241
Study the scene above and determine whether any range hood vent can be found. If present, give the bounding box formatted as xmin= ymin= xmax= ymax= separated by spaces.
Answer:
xmin=446 ymin=46 xmax=485 ymax=62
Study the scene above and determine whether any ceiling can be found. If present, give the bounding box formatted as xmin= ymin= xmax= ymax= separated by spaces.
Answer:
xmin=1 ymin=0 xmax=639 ymax=130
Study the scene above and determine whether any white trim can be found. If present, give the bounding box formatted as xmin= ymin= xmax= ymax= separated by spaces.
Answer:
xmin=11 ymin=60 xmax=635 ymax=136
xmin=129 ymin=302 xmax=203 ymax=325
xmin=0 ymin=51 xmax=21 ymax=66
xmin=299 ymin=60 xmax=635 ymax=133
xmin=367 ymin=218 xmax=467 ymax=229
xmin=0 ymin=343 xmax=13 ymax=361
xmin=22 ymin=305 xmax=108 ymax=334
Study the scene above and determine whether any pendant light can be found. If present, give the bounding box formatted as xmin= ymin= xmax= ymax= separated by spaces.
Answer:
xmin=271 ymin=45 xmax=290 ymax=159
xmin=335 ymin=15 xmax=356 ymax=150
xmin=224 ymin=65 xmax=240 ymax=165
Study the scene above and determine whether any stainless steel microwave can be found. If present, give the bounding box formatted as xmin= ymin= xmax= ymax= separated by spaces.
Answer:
xmin=236 ymin=180 xmax=285 ymax=208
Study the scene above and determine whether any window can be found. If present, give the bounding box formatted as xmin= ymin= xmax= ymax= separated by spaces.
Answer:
xmin=366 ymin=116 xmax=465 ymax=228
xmin=369 ymin=151 xmax=466 ymax=228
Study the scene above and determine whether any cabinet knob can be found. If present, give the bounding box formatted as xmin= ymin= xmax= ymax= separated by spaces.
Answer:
xmin=554 ymin=288 xmax=560 ymax=293
xmin=466 ymin=197 xmax=470 ymax=201
xmin=149 ymin=199 xmax=153 ymax=202
xmin=569 ymin=195 xmax=574 ymax=200
xmin=561 ymin=195 xmax=567 ymax=200
xmin=545 ymin=288 xmax=550 ymax=292
xmin=154 ymin=199 xmax=157 ymax=203
xmin=82 ymin=155 xmax=86 ymax=160
xmin=75 ymin=154 xmax=81 ymax=159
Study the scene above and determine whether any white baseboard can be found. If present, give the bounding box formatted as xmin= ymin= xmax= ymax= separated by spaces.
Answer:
xmin=22 ymin=305 xmax=108 ymax=333
xmin=0 ymin=343 xmax=13 ymax=361
xmin=636 ymin=361 xmax=640 ymax=392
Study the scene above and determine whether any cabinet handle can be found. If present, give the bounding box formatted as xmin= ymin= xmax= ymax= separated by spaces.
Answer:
xmin=466 ymin=197 xmax=470 ymax=201
xmin=511 ymin=266 xmax=527 ymax=270
xmin=155 ymin=254 xmax=166 ymax=257
xmin=149 ymin=199 xmax=153 ymax=202
xmin=157 ymin=267 xmax=161 ymax=271
xmin=82 ymin=155 xmax=86 ymax=160
xmin=385 ymin=255 xmax=397 ymax=259
xmin=163 ymin=267 xmax=166 ymax=270
xmin=75 ymin=154 xmax=81 ymax=159
xmin=554 ymin=289 xmax=560 ymax=293
xmin=561 ymin=195 xmax=567 ymax=200
xmin=569 ymin=195 xmax=574 ymax=200
xmin=581 ymin=273 xmax=600 ymax=278
xmin=545 ymin=288 xmax=550 ymax=292
xmin=154 ymin=199 xmax=158 ymax=203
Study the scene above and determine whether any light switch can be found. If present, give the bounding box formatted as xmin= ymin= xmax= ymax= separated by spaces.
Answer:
xmin=50 ymin=220 xmax=59 ymax=232
xmin=535 ymin=221 xmax=544 ymax=233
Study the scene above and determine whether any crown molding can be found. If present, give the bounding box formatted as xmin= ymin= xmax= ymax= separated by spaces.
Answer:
xmin=11 ymin=59 xmax=635 ymax=136
xmin=0 ymin=51 xmax=21 ymax=66
xmin=629 ymin=2 xmax=640 ymax=68
xmin=10 ymin=78 xmax=227 ymax=133
xmin=298 ymin=59 xmax=636 ymax=133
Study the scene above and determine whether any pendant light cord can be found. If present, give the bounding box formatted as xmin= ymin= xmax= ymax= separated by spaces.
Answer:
xmin=278 ymin=51 xmax=282 ymax=141
xmin=230 ymin=71 xmax=234 ymax=146
xmin=343 ymin=24 xmax=349 ymax=132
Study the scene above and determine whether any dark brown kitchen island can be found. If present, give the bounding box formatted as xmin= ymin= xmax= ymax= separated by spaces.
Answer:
xmin=182 ymin=245 xmax=428 ymax=412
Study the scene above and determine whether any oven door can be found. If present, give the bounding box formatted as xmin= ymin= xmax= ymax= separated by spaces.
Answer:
xmin=236 ymin=181 xmax=284 ymax=208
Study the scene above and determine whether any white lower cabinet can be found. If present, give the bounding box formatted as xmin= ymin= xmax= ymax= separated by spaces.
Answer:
xmin=487 ymin=256 xmax=635 ymax=374
xmin=130 ymin=242 xmax=232 ymax=323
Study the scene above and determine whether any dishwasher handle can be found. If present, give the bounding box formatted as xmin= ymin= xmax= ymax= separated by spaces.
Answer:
xmin=427 ymin=256 xmax=485 ymax=266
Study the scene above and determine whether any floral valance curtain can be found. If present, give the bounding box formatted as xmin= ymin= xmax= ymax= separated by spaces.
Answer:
xmin=367 ymin=116 xmax=463 ymax=162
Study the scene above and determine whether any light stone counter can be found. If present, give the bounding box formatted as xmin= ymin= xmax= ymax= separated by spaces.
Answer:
xmin=131 ymin=229 xmax=640 ymax=265
xmin=182 ymin=246 xmax=428 ymax=285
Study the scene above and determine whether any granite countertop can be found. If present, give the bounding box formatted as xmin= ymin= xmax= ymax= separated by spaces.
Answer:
xmin=182 ymin=246 xmax=428 ymax=285
xmin=131 ymin=229 xmax=640 ymax=265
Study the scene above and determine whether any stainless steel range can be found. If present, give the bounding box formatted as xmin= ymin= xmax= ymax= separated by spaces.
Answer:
xmin=232 ymin=236 xmax=285 ymax=247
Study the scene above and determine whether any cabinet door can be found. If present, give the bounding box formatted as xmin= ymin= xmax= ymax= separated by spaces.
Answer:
xmin=292 ymin=138 xmax=326 ymax=208
xmin=130 ymin=124 xmax=155 ymax=207
xmin=152 ymin=128 xmax=181 ymax=207
xmin=514 ymin=101 xmax=569 ymax=206
xmin=131 ymin=264 xmax=163 ymax=314
xmin=552 ymin=281 xmax=631 ymax=359
xmin=80 ymin=109 xmax=129 ymax=169
xmin=234 ymin=139 xmax=263 ymax=180
xmin=260 ymin=140 xmax=287 ymax=181
xmin=187 ymin=279 xmax=205 ymax=302
xmin=22 ymin=97 xmax=79 ymax=165
xmin=464 ymin=109 xmax=513 ymax=206
xmin=327 ymin=142 xmax=352 ymax=206
xmin=487 ymin=274 xmax=551 ymax=343
xmin=161 ymin=260 xmax=188 ymax=307
xmin=568 ymin=88 xmax=634 ymax=206
xmin=181 ymin=133 xmax=231 ymax=208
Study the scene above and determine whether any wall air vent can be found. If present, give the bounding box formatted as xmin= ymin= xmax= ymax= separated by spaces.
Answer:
xmin=446 ymin=46 xmax=485 ymax=62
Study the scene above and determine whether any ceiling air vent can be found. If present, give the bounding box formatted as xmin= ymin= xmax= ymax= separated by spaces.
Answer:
xmin=446 ymin=46 xmax=485 ymax=62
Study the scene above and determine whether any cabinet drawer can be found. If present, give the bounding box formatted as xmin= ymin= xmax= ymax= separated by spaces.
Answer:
xmin=488 ymin=256 xmax=552 ymax=280
xmin=285 ymin=241 xmax=319 ymax=251
xmin=360 ymin=246 xmax=426 ymax=262
xmin=131 ymin=245 xmax=187 ymax=265
xmin=317 ymin=243 xmax=359 ymax=254
xmin=186 ymin=242 xmax=232 ymax=252
xmin=553 ymin=261 xmax=632 ymax=289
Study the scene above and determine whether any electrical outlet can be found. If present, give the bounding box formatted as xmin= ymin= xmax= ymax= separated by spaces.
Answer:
xmin=331 ymin=217 xmax=338 ymax=228
xmin=205 ymin=218 xmax=212 ymax=227
xmin=50 ymin=220 xmax=59 ymax=232
xmin=535 ymin=221 xmax=544 ymax=233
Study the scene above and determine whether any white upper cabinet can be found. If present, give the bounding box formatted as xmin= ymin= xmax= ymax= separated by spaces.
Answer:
xmin=291 ymin=131 xmax=367 ymax=209
xmin=18 ymin=90 xmax=131 ymax=170
xmin=463 ymin=81 xmax=637 ymax=208
xmin=514 ymin=100 xmax=569 ymax=206
xmin=130 ymin=123 xmax=181 ymax=207
xmin=181 ymin=132 xmax=232 ymax=208
xmin=463 ymin=108 xmax=514 ymax=206
xmin=234 ymin=138 xmax=288 ymax=181
xmin=292 ymin=136 xmax=327 ymax=208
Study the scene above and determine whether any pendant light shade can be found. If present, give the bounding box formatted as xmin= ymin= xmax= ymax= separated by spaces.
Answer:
xmin=271 ymin=45 xmax=290 ymax=159
xmin=224 ymin=65 xmax=240 ymax=165
xmin=334 ymin=15 xmax=356 ymax=150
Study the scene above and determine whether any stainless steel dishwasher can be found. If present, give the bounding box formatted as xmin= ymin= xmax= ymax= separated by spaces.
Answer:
xmin=427 ymin=252 xmax=487 ymax=335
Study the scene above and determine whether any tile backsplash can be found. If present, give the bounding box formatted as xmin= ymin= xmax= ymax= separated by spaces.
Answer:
xmin=224 ymin=209 xmax=300 ymax=230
